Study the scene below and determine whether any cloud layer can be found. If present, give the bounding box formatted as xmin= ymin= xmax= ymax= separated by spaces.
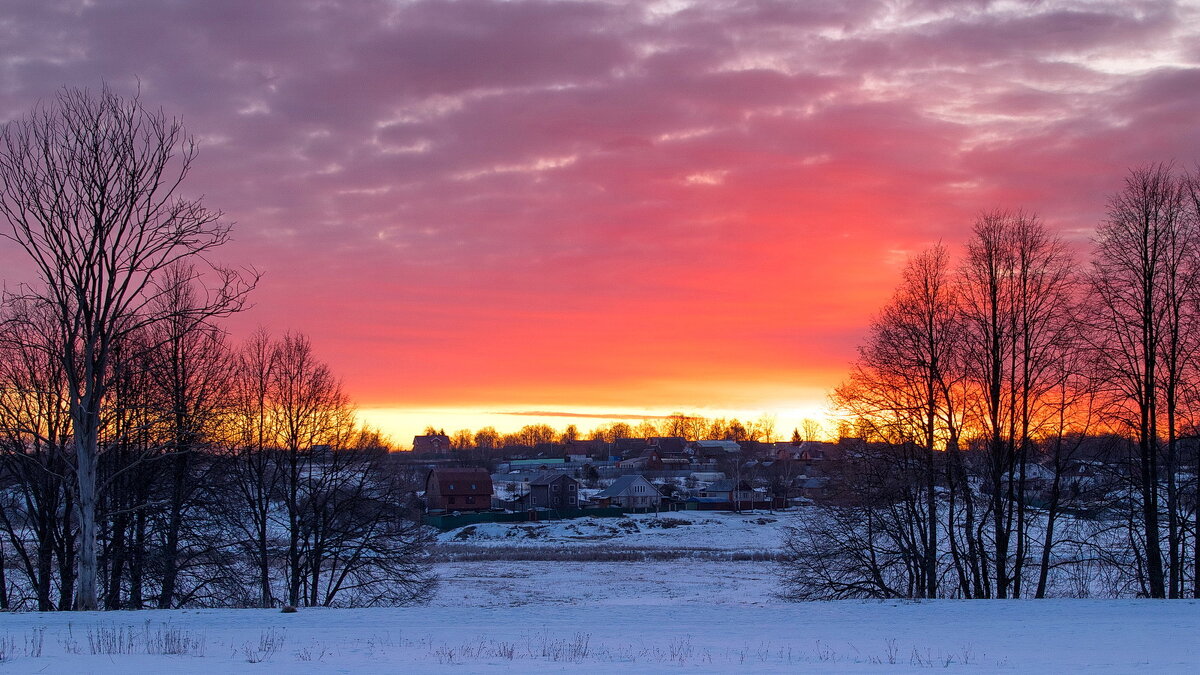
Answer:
xmin=2 ymin=0 xmax=1198 ymax=421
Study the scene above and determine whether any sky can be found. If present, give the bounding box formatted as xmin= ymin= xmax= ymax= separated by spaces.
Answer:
xmin=1 ymin=0 xmax=1199 ymax=446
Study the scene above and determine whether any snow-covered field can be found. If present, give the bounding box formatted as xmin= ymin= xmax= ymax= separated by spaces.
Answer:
xmin=1 ymin=513 xmax=1198 ymax=673
xmin=436 ymin=509 xmax=790 ymax=553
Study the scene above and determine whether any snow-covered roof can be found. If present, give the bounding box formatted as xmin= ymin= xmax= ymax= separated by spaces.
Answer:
xmin=695 ymin=440 xmax=741 ymax=452
xmin=595 ymin=474 xmax=660 ymax=498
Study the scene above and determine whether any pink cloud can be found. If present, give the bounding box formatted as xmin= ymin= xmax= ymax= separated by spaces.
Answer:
xmin=1 ymin=0 xmax=1197 ymax=421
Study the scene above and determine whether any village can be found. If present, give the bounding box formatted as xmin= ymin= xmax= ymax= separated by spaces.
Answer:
xmin=407 ymin=429 xmax=1123 ymax=535
xmin=412 ymin=433 xmax=849 ymax=529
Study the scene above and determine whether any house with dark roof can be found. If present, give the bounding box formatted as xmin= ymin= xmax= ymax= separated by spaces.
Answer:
xmin=424 ymin=467 xmax=493 ymax=512
xmin=696 ymin=478 xmax=756 ymax=502
xmin=594 ymin=475 xmax=662 ymax=508
xmin=413 ymin=434 xmax=452 ymax=454
xmin=618 ymin=448 xmax=664 ymax=470
xmin=647 ymin=436 xmax=689 ymax=454
xmin=694 ymin=440 xmax=741 ymax=461
xmin=564 ymin=438 xmax=609 ymax=460
xmin=797 ymin=476 xmax=830 ymax=500
xmin=526 ymin=472 xmax=581 ymax=509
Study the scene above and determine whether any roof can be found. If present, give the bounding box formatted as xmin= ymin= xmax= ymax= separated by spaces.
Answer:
xmin=648 ymin=437 xmax=688 ymax=453
xmin=528 ymin=472 xmax=577 ymax=486
xmin=704 ymin=479 xmax=751 ymax=492
xmin=565 ymin=438 xmax=608 ymax=450
xmin=511 ymin=458 xmax=565 ymax=466
xmin=695 ymin=440 xmax=741 ymax=452
xmin=595 ymin=474 xmax=660 ymax=498
xmin=413 ymin=434 xmax=451 ymax=451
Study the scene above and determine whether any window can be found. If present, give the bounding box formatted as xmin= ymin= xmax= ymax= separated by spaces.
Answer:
xmin=553 ymin=484 xmax=559 ymax=493
xmin=448 ymin=483 xmax=455 ymax=491
xmin=466 ymin=496 xmax=475 ymax=504
xmin=448 ymin=496 xmax=456 ymax=505
xmin=470 ymin=483 xmax=477 ymax=489
xmin=569 ymin=484 xmax=576 ymax=492
xmin=569 ymin=495 xmax=576 ymax=505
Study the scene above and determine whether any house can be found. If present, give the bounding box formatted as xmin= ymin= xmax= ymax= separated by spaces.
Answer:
xmin=424 ymin=467 xmax=493 ymax=512
xmin=647 ymin=437 xmax=689 ymax=454
xmin=527 ymin=472 xmax=581 ymax=509
xmin=594 ymin=475 xmax=662 ymax=508
xmin=696 ymin=479 xmax=757 ymax=504
xmin=797 ymin=476 xmax=830 ymax=500
xmin=615 ymin=437 xmax=650 ymax=457
xmin=413 ymin=434 xmax=451 ymax=454
xmin=565 ymin=438 xmax=609 ymax=459
xmin=694 ymin=440 xmax=741 ymax=460
xmin=619 ymin=448 xmax=663 ymax=470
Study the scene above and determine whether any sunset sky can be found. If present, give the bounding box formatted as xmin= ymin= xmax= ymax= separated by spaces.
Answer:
xmin=2 ymin=0 xmax=1199 ymax=446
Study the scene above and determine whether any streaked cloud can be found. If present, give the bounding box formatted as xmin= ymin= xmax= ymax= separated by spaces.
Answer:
xmin=0 ymin=0 xmax=1196 ymax=440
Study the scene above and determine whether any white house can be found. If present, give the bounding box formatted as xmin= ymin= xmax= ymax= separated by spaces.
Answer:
xmin=595 ymin=475 xmax=662 ymax=508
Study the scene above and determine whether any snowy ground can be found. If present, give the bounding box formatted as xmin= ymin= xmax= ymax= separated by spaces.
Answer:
xmin=1 ymin=560 xmax=1198 ymax=672
xmin=1 ymin=515 xmax=1198 ymax=672
xmin=436 ymin=509 xmax=792 ymax=554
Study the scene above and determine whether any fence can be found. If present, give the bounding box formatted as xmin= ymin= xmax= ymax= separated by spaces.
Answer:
xmin=684 ymin=498 xmax=785 ymax=511
xmin=423 ymin=506 xmax=671 ymax=530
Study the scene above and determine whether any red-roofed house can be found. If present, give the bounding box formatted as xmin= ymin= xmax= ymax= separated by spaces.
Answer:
xmin=425 ymin=467 xmax=493 ymax=512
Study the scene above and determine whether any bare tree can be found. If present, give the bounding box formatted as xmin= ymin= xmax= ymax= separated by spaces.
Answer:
xmin=1088 ymin=163 xmax=1196 ymax=598
xmin=958 ymin=210 xmax=1076 ymax=597
xmin=833 ymin=246 xmax=961 ymax=598
xmin=0 ymin=299 xmax=76 ymax=610
xmin=270 ymin=332 xmax=348 ymax=607
xmin=449 ymin=429 xmax=474 ymax=450
xmin=0 ymin=85 xmax=254 ymax=609
xmin=800 ymin=418 xmax=823 ymax=442
xmin=754 ymin=413 xmax=778 ymax=443
xmin=473 ymin=426 xmax=500 ymax=450
xmin=296 ymin=429 xmax=436 ymax=607
xmin=228 ymin=328 xmax=281 ymax=608
xmin=142 ymin=264 xmax=235 ymax=608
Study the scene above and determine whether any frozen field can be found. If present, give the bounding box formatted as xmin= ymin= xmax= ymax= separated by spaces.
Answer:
xmin=0 ymin=559 xmax=1198 ymax=673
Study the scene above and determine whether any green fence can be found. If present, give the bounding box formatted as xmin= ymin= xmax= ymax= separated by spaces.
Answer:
xmin=424 ymin=506 xmax=663 ymax=530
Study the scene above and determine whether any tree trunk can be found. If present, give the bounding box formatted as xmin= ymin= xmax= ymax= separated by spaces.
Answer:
xmin=74 ymin=426 xmax=99 ymax=611
xmin=158 ymin=450 xmax=190 ymax=609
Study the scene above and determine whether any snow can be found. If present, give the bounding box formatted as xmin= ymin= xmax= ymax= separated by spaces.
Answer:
xmin=1 ymin=512 xmax=1197 ymax=672
xmin=437 ymin=509 xmax=790 ymax=552
xmin=1 ymin=560 xmax=1198 ymax=672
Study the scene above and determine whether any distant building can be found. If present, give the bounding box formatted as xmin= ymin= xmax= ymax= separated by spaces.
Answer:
xmin=565 ymin=438 xmax=609 ymax=459
xmin=527 ymin=473 xmax=581 ymax=509
xmin=594 ymin=475 xmax=662 ymax=509
xmin=618 ymin=448 xmax=663 ymax=470
xmin=694 ymin=440 xmax=741 ymax=461
xmin=647 ymin=437 xmax=689 ymax=454
xmin=696 ymin=479 xmax=757 ymax=504
xmin=413 ymin=434 xmax=451 ymax=454
xmin=425 ymin=467 xmax=493 ymax=512
xmin=612 ymin=437 xmax=647 ymax=459
xmin=797 ymin=477 xmax=831 ymax=500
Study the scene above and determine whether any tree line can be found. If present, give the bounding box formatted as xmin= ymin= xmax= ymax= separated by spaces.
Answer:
xmin=422 ymin=412 xmax=810 ymax=452
xmin=0 ymin=86 xmax=433 ymax=611
xmin=784 ymin=163 xmax=1200 ymax=600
